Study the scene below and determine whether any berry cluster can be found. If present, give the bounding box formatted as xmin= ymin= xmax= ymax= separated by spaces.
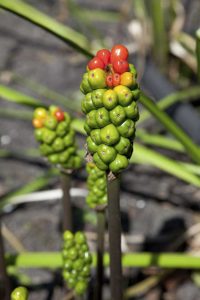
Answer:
xmin=33 ymin=106 xmax=82 ymax=169
xmin=62 ymin=231 xmax=92 ymax=295
xmin=80 ymin=45 xmax=140 ymax=174
xmin=11 ymin=287 xmax=29 ymax=300
xmin=86 ymin=162 xmax=107 ymax=209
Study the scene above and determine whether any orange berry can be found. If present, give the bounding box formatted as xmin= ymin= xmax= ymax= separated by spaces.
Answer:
xmin=32 ymin=118 xmax=43 ymax=128
xmin=120 ymin=72 xmax=135 ymax=88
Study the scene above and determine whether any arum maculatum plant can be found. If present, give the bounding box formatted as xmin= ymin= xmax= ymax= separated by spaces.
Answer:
xmin=33 ymin=106 xmax=82 ymax=231
xmin=11 ymin=287 xmax=29 ymax=300
xmin=62 ymin=231 xmax=92 ymax=296
xmin=80 ymin=44 xmax=140 ymax=300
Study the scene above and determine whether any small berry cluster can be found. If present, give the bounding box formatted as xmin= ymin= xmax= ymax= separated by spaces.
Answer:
xmin=62 ymin=231 xmax=92 ymax=295
xmin=80 ymin=45 xmax=140 ymax=174
xmin=33 ymin=106 xmax=82 ymax=169
xmin=86 ymin=162 xmax=107 ymax=209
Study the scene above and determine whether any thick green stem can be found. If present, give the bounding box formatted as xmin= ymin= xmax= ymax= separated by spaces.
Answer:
xmin=6 ymin=252 xmax=200 ymax=269
xmin=60 ymin=172 xmax=73 ymax=232
xmin=0 ymin=221 xmax=10 ymax=300
xmin=94 ymin=211 xmax=106 ymax=300
xmin=140 ymin=93 xmax=200 ymax=164
xmin=107 ymin=176 xmax=122 ymax=300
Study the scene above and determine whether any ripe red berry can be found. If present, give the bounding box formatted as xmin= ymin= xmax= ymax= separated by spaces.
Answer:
xmin=96 ymin=49 xmax=111 ymax=66
xmin=113 ymin=60 xmax=129 ymax=74
xmin=110 ymin=44 xmax=129 ymax=63
xmin=88 ymin=57 xmax=105 ymax=70
xmin=106 ymin=75 xmax=113 ymax=88
xmin=55 ymin=109 xmax=65 ymax=122
xmin=112 ymin=73 xmax=121 ymax=86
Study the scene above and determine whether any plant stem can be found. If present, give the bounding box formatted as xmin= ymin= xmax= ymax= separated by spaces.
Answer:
xmin=107 ymin=176 xmax=122 ymax=300
xmin=94 ymin=210 xmax=106 ymax=300
xmin=60 ymin=172 xmax=73 ymax=232
xmin=140 ymin=93 xmax=200 ymax=164
xmin=6 ymin=252 xmax=200 ymax=269
xmin=0 ymin=221 xmax=10 ymax=300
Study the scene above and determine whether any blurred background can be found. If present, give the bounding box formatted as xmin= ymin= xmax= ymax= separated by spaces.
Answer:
xmin=1 ymin=0 xmax=200 ymax=299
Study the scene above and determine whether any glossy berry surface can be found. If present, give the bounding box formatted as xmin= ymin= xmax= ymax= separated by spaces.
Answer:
xmin=113 ymin=59 xmax=129 ymax=74
xmin=88 ymin=56 xmax=105 ymax=70
xmin=96 ymin=49 xmax=111 ymax=65
xmin=110 ymin=44 xmax=129 ymax=63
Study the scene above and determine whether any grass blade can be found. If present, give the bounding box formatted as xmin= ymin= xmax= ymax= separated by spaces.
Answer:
xmin=0 ymin=85 xmax=45 ymax=107
xmin=196 ymin=28 xmax=200 ymax=82
xmin=132 ymin=143 xmax=200 ymax=187
xmin=139 ymin=86 xmax=200 ymax=123
xmin=140 ymin=93 xmax=200 ymax=164
xmin=0 ymin=0 xmax=93 ymax=57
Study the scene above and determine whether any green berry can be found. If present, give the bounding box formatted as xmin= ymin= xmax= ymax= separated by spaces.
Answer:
xmin=84 ymin=122 xmax=91 ymax=135
xmin=109 ymin=154 xmax=129 ymax=173
xmin=34 ymin=128 xmax=44 ymax=142
xmin=75 ymin=232 xmax=86 ymax=244
xmin=75 ymin=281 xmax=87 ymax=295
xmin=81 ymin=264 xmax=91 ymax=276
xmin=95 ymin=107 xmax=110 ymax=128
xmin=48 ymin=153 xmax=59 ymax=164
xmin=91 ymin=89 xmax=106 ymax=108
xmin=114 ymin=85 xmax=133 ymax=106
xmin=102 ymin=89 xmax=118 ymax=110
xmin=63 ymin=230 xmax=74 ymax=241
xmin=132 ymin=88 xmax=140 ymax=100
xmin=67 ymin=277 xmax=76 ymax=289
xmin=52 ymin=137 xmax=65 ymax=152
xmin=117 ymin=119 xmax=135 ymax=138
xmin=80 ymin=73 xmax=93 ymax=94
xmin=59 ymin=149 xmax=71 ymax=164
xmin=93 ymin=153 xmax=108 ymax=171
xmin=88 ymin=68 xmax=106 ymax=89
xmin=124 ymin=101 xmax=139 ymax=120
xmin=42 ymin=128 xmax=56 ymax=144
xmin=44 ymin=116 xmax=57 ymax=130
xmin=86 ymin=110 xmax=98 ymax=129
xmin=64 ymin=260 xmax=73 ymax=271
xmin=87 ymin=136 xmax=98 ymax=154
xmin=115 ymin=137 xmax=131 ymax=155
xmin=97 ymin=144 xmax=117 ymax=164
xmin=90 ymin=129 xmax=102 ymax=145
xmin=83 ymin=92 xmax=95 ymax=112
xmin=68 ymin=248 xmax=78 ymax=260
xmin=100 ymin=124 xmax=120 ymax=146
xmin=11 ymin=287 xmax=28 ymax=300
xmin=109 ymin=105 xmax=126 ymax=126
xmin=39 ymin=143 xmax=53 ymax=156
xmin=56 ymin=121 xmax=70 ymax=137
xmin=73 ymin=259 xmax=84 ymax=271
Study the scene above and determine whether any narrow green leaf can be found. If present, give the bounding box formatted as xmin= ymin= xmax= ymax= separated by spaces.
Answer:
xmin=137 ymin=129 xmax=185 ymax=152
xmin=140 ymin=93 xmax=200 ymax=164
xmin=196 ymin=28 xmax=200 ymax=82
xmin=0 ymin=107 xmax=32 ymax=120
xmin=0 ymin=0 xmax=93 ymax=57
xmin=0 ymin=85 xmax=45 ymax=107
xmin=139 ymin=86 xmax=200 ymax=123
xmin=132 ymin=143 xmax=200 ymax=187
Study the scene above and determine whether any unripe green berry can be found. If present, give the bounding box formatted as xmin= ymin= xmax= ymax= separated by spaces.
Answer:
xmin=95 ymin=107 xmax=110 ymax=128
xmin=97 ymin=144 xmax=117 ymax=164
xmin=102 ymin=89 xmax=118 ymax=110
xmin=109 ymin=105 xmax=126 ymax=126
xmin=100 ymin=124 xmax=120 ymax=146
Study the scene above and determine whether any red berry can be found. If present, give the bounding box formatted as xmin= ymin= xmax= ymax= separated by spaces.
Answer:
xmin=112 ymin=73 xmax=121 ymax=86
xmin=55 ymin=109 xmax=65 ymax=122
xmin=96 ymin=49 xmax=111 ymax=65
xmin=88 ymin=57 xmax=105 ymax=70
xmin=113 ymin=60 xmax=129 ymax=74
xmin=106 ymin=75 xmax=113 ymax=88
xmin=110 ymin=44 xmax=129 ymax=63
